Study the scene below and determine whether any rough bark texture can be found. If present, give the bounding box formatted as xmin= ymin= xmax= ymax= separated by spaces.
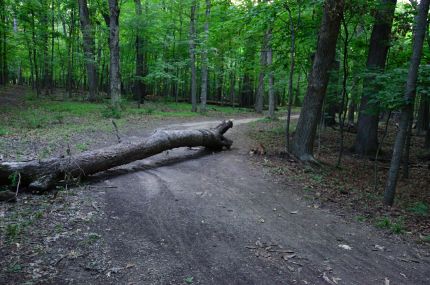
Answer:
xmin=354 ymin=0 xmax=397 ymax=156
xmin=255 ymin=32 xmax=268 ymax=114
xmin=291 ymin=0 xmax=344 ymax=161
xmin=384 ymin=0 xmax=430 ymax=206
xmin=108 ymin=0 xmax=121 ymax=109
xmin=0 ymin=121 xmax=234 ymax=193
xmin=267 ymin=28 xmax=275 ymax=119
xmin=200 ymin=0 xmax=210 ymax=113
xmin=134 ymin=0 xmax=146 ymax=105
xmin=189 ymin=1 xmax=197 ymax=112
xmin=78 ymin=0 xmax=98 ymax=102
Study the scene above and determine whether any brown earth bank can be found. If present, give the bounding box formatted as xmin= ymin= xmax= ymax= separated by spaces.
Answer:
xmin=1 ymin=117 xmax=429 ymax=285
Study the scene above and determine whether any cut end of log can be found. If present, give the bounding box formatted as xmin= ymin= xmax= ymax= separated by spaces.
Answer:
xmin=214 ymin=120 xmax=234 ymax=136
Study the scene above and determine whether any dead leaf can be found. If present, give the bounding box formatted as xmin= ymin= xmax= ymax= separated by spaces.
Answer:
xmin=282 ymin=254 xmax=297 ymax=260
xmin=322 ymin=272 xmax=335 ymax=285
xmin=338 ymin=244 xmax=352 ymax=250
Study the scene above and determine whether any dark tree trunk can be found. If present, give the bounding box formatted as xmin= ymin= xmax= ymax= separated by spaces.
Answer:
xmin=134 ymin=0 xmax=146 ymax=106
xmin=325 ymin=60 xmax=340 ymax=127
xmin=200 ymin=0 xmax=211 ymax=113
xmin=291 ymin=0 xmax=344 ymax=161
xmin=384 ymin=0 xmax=430 ymax=206
xmin=189 ymin=0 xmax=197 ymax=112
xmin=31 ymin=10 xmax=41 ymax=97
xmin=241 ymin=74 xmax=253 ymax=107
xmin=354 ymin=0 xmax=397 ymax=156
xmin=78 ymin=0 xmax=98 ymax=102
xmin=417 ymin=96 xmax=429 ymax=134
xmin=285 ymin=3 xmax=297 ymax=152
xmin=0 ymin=121 xmax=234 ymax=193
xmin=267 ymin=27 xmax=275 ymax=119
xmin=255 ymin=33 xmax=268 ymax=113
xmin=108 ymin=0 xmax=121 ymax=109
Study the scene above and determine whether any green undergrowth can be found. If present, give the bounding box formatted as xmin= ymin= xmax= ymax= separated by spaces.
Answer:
xmin=0 ymin=95 xmax=251 ymax=136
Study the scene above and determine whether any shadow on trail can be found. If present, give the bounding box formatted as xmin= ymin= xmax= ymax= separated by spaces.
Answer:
xmin=85 ymin=147 xmax=215 ymax=185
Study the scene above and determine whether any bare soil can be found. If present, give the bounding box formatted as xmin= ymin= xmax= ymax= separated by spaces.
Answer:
xmin=1 ymin=118 xmax=430 ymax=285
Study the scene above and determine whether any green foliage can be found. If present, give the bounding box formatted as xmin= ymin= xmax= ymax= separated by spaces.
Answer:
xmin=184 ymin=276 xmax=194 ymax=284
xmin=375 ymin=216 xmax=405 ymax=234
xmin=8 ymin=172 xmax=19 ymax=187
xmin=0 ymin=127 xmax=8 ymax=136
xmin=5 ymin=223 xmax=21 ymax=241
xmin=408 ymin=202 xmax=429 ymax=216
xmin=101 ymin=105 xmax=122 ymax=119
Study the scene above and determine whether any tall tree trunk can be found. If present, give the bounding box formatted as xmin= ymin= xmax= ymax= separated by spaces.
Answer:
xmin=50 ymin=0 xmax=55 ymax=91
xmin=384 ymin=0 xmax=430 ymax=206
xmin=255 ymin=35 xmax=267 ymax=114
xmin=291 ymin=0 xmax=344 ymax=161
xmin=108 ymin=0 xmax=121 ymax=110
xmin=200 ymin=0 xmax=210 ymax=113
xmin=78 ymin=0 xmax=98 ymax=102
xmin=285 ymin=4 xmax=296 ymax=152
xmin=189 ymin=0 xmax=197 ymax=112
xmin=0 ymin=1 xmax=7 ymax=85
xmin=31 ymin=10 xmax=41 ymax=97
xmin=134 ymin=0 xmax=146 ymax=106
xmin=417 ymin=96 xmax=429 ymax=134
xmin=267 ymin=27 xmax=275 ymax=119
xmin=354 ymin=0 xmax=397 ymax=156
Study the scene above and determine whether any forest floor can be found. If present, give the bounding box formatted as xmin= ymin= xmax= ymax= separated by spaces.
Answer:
xmin=1 ymin=86 xmax=430 ymax=284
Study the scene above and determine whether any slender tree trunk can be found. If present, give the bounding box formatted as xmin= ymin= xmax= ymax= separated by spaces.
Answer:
xmin=291 ymin=0 xmax=344 ymax=161
xmin=108 ymin=0 xmax=121 ymax=110
xmin=348 ymin=101 xmax=356 ymax=125
xmin=31 ymin=10 xmax=41 ymax=97
xmin=384 ymin=0 xmax=430 ymax=206
xmin=200 ymin=0 xmax=210 ymax=113
xmin=354 ymin=0 xmax=397 ymax=156
xmin=267 ymin=27 xmax=275 ymax=119
xmin=0 ymin=1 xmax=7 ymax=85
xmin=50 ymin=0 xmax=55 ymax=91
xmin=337 ymin=16 xmax=350 ymax=167
xmin=78 ymin=0 xmax=98 ymax=102
xmin=189 ymin=0 xmax=197 ymax=112
xmin=417 ymin=96 xmax=429 ymax=134
xmin=134 ymin=0 xmax=146 ymax=106
xmin=285 ymin=4 xmax=296 ymax=151
xmin=255 ymin=35 xmax=267 ymax=114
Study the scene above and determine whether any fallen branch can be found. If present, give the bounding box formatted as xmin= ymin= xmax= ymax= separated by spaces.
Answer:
xmin=0 ymin=120 xmax=233 ymax=192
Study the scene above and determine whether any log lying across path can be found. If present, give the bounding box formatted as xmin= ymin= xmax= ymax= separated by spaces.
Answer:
xmin=0 ymin=120 xmax=233 ymax=192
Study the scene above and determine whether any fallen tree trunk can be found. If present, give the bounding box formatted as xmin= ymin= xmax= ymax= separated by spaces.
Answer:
xmin=0 ymin=120 xmax=233 ymax=192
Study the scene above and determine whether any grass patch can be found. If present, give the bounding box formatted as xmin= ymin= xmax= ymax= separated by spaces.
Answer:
xmin=408 ymin=202 xmax=429 ymax=216
xmin=375 ymin=216 xmax=406 ymax=234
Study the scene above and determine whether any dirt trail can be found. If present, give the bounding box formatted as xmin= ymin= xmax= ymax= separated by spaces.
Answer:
xmin=68 ymin=118 xmax=429 ymax=285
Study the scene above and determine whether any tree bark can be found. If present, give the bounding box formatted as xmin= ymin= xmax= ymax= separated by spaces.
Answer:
xmin=108 ymin=0 xmax=121 ymax=110
xmin=384 ymin=0 xmax=430 ymax=206
xmin=78 ymin=0 xmax=98 ymax=102
xmin=255 ymin=32 xmax=268 ymax=114
xmin=267 ymin=28 xmax=275 ymax=119
xmin=134 ymin=0 xmax=146 ymax=106
xmin=200 ymin=0 xmax=211 ymax=113
xmin=0 ymin=121 xmax=234 ymax=193
xmin=189 ymin=0 xmax=197 ymax=112
xmin=291 ymin=0 xmax=344 ymax=161
xmin=354 ymin=0 xmax=397 ymax=156
xmin=416 ymin=96 xmax=429 ymax=134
